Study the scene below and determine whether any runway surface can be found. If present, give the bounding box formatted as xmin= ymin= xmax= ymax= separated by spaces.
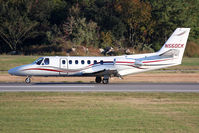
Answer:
xmin=0 ymin=83 xmax=199 ymax=92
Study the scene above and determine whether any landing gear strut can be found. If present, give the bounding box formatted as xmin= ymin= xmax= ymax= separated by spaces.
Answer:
xmin=25 ymin=76 xmax=31 ymax=84
xmin=102 ymin=75 xmax=109 ymax=84
xmin=95 ymin=76 xmax=102 ymax=83
xmin=102 ymin=78 xmax=109 ymax=84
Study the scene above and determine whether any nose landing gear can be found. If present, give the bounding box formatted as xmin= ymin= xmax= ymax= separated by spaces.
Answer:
xmin=25 ymin=76 xmax=31 ymax=84
xmin=102 ymin=78 xmax=109 ymax=84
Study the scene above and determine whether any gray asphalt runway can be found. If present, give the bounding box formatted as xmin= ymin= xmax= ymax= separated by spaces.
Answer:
xmin=0 ymin=83 xmax=199 ymax=92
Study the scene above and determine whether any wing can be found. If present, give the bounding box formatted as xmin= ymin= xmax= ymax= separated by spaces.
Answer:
xmin=85 ymin=69 xmax=118 ymax=77
xmin=81 ymin=64 xmax=119 ymax=77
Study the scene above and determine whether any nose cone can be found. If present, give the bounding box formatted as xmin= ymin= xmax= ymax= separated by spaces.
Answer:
xmin=8 ymin=67 xmax=18 ymax=75
xmin=8 ymin=64 xmax=33 ymax=76
xmin=8 ymin=66 xmax=24 ymax=76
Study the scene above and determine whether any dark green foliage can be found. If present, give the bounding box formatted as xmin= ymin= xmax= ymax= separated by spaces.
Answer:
xmin=0 ymin=0 xmax=199 ymax=56
xmin=0 ymin=0 xmax=38 ymax=51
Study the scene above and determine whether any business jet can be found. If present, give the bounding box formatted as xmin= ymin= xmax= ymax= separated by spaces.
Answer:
xmin=8 ymin=28 xmax=190 ymax=84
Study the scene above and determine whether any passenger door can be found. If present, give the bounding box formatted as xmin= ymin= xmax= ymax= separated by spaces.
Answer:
xmin=60 ymin=58 xmax=68 ymax=75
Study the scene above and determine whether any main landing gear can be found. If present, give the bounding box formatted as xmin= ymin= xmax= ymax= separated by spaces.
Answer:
xmin=95 ymin=76 xmax=102 ymax=83
xmin=25 ymin=76 xmax=31 ymax=84
xmin=95 ymin=76 xmax=109 ymax=84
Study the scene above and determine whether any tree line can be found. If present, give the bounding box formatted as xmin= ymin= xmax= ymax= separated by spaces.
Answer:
xmin=0 ymin=0 xmax=199 ymax=56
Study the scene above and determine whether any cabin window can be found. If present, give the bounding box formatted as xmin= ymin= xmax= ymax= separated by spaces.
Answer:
xmin=87 ymin=60 xmax=91 ymax=64
xmin=69 ymin=60 xmax=72 ymax=64
xmin=81 ymin=60 xmax=85 ymax=64
xmin=100 ymin=60 xmax=103 ymax=65
xmin=75 ymin=60 xmax=78 ymax=64
xmin=44 ymin=58 xmax=49 ymax=65
xmin=35 ymin=57 xmax=44 ymax=65
xmin=62 ymin=60 xmax=66 ymax=64
xmin=94 ymin=60 xmax=97 ymax=64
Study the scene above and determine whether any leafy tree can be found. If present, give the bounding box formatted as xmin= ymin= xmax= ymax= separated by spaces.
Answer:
xmin=183 ymin=0 xmax=199 ymax=40
xmin=100 ymin=31 xmax=114 ymax=48
xmin=49 ymin=0 xmax=68 ymax=25
xmin=149 ymin=0 xmax=199 ymax=50
xmin=63 ymin=4 xmax=99 ymax=47
xmin=0 ymin=1 xmax=38 ymax=52
xmin=0 ymin=0 xmax=198 ymax=56
xmin=115 ymin=0 xmax=153 ymax=47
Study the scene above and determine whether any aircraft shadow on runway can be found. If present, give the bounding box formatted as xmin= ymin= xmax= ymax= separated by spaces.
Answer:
xmin=33 ymin=82 xmax=96 ymax=85
xmin=32 ymin=82 xmax=196 ymax=85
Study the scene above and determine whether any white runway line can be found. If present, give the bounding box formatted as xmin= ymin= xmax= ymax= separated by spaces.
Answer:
xmin=1 ymin=89 xmax=199 ymax=92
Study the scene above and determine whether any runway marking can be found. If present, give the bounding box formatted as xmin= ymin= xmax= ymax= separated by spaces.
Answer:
xmin=1 ymin=89 xmax=199 ymax=92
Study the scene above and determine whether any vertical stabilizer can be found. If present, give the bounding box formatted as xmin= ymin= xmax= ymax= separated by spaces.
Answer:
xmin=157 ymin=28 xmax=190 ymax=64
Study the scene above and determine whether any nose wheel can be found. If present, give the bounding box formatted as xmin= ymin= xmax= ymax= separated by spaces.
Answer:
xmin=102 ymin=78 xmax=109 ymax=84
xmin=25 ymin=77 xmax=31 ymax=84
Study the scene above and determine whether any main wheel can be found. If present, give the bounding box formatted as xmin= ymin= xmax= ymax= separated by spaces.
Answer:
xmin=95 ymin=76 xmax=102 ymax=83
xmin=102 ymin=78 xmax=109 ymax=84
xmin=25 ymin=77 xmax=31 ymax=84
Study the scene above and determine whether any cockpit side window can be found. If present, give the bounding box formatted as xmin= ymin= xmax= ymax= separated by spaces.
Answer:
xmin=44 ymin=58 xmax=50 ymax=65
xmin=35 ymin=57 xmax=44 ymax=65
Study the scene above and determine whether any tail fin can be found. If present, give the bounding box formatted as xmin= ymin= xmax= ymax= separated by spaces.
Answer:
xmin=157 ymin=28 xmax=190 ymax=64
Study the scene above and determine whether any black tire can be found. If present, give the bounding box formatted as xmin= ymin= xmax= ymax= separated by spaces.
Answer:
xmin=25 ymin=77 xmax=31 ymax=84
xmin=95 ymin=76 xmax=102 ymax=83
xmin=102 ymin=79 xmax=109 ymax=84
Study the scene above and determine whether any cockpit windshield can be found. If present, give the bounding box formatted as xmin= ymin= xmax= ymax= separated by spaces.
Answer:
xmin=34 ymin=57 xmax=44 ymax=65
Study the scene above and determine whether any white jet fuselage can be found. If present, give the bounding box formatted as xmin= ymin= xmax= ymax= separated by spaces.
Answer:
xmin=7 ymin=53 xmax=180 ymax=77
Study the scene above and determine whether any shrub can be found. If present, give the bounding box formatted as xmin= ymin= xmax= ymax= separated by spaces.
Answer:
xmin=184 ymin=41 xmax=199 ymax=57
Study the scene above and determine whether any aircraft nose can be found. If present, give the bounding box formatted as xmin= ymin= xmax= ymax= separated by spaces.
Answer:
xmin=8 ymin=65 xmax=31 ymax=76
xmin=8 ymin=67 xmax=18 ymax=75
xmin=8 ymin=66 xmax=23 ymax=76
